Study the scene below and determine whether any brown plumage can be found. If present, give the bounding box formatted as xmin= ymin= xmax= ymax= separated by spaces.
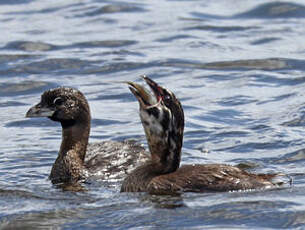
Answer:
xmin=26 ymin=87 xmax=148 ymax=184
xmin=121 ymin=76 xmax=284 ymax=194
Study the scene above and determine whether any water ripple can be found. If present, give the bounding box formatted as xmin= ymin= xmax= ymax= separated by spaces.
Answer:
xmin=184 ymin=25 xmax=258 ymax=33
xmin=2 ymin=41 xmax=59 ymax=52
xmin=235 ymin=2 xmax=305 ymax=19
xmin=0 ymin=81 xmax=58 ymax=96
xmin=1 ymin=0 xmax=305 ymax=229
xmin=190 ymin=2 xmax=305 ymax=20
xmin=83 ymin=3 xmax=147 ymax=16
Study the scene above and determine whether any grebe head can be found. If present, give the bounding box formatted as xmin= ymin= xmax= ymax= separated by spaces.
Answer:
xmin=127 ymin=76 xmax=184 ymax=173
xmin=26 ymin=87 xmax=90 ymax=128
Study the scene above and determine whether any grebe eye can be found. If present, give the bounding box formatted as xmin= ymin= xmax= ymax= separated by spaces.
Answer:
xmin=164 ymin=94 xmax=171 ymax=100
xmin=53 ymin=97 xmax=64 ymax=106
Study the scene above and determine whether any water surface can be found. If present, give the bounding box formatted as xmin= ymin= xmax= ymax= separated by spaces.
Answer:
xmin=1 ymin=0 xmax=305 ymax=229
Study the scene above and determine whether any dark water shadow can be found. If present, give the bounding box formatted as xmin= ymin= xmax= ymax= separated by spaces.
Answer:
xmin=0 ymin=81 xmax=58 ymax=97
xmin=5 ymin=118 xmax=55 ymax=128
xmin=140 ymin=193 xmax=186 ymax=209
xmin=2 ymin=40 xmax=138 ymax=53
xmin=235 ymin=2 xmax=305 ymax=19
xmin=2 ymin=41 xmax=59 ymax=52
xmin=184 ymin=25 xmax=258 ymax=33
xmin=78 ymin=3 xmax=147 ymax=17
xmin=190 ymin=2 xmax=305 ymax=20
xmin=0 ymin=0 xmax=34 ymax=5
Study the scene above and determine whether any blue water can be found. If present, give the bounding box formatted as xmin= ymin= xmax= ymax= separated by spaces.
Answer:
xmin=1 ymin=0 xmax=305 ymax=229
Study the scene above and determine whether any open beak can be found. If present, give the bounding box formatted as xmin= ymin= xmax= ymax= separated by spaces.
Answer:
xmin=127 ymin=75 xmax=163 ymax=108
xmin=26 ymin=103 xmax=55 ymax=118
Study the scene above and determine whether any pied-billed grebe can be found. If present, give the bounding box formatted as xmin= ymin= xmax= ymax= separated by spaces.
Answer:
xmin=121 ymin=76 xmax=284 ymax=194
xmin=26 ymin=87 xmax=148 ymax=184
